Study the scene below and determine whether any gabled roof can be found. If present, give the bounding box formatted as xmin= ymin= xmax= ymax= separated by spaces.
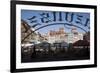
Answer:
xmin=21 ymin=19 xmax=32 ymax=32
xmin=73 ymin=40 xmax=89 ymax=46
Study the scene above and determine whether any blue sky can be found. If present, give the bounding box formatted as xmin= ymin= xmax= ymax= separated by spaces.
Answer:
xmin=21 ymin=10 xmax=90 ymax=34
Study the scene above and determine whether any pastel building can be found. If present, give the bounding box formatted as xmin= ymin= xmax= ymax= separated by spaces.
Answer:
xmin=47 ymin=28 xmax=68 ymax=43
xmin=42 ymin=27 xmax=84 ymax=44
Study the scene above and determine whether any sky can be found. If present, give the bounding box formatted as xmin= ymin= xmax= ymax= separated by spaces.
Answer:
xmin=21 ymin=10 xmax=90 ymax=34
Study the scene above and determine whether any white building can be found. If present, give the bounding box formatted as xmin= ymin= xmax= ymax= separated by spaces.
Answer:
xmin=67 ymin=27 xmax=84 ymax=43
